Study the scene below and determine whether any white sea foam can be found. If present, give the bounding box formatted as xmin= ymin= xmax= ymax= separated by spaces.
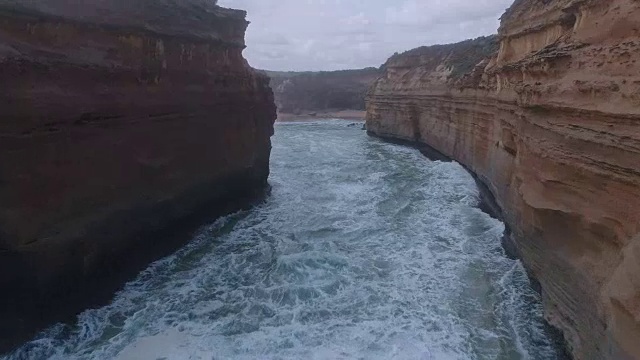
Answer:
xmin=4 ymin=120 xmax=562 ymax=360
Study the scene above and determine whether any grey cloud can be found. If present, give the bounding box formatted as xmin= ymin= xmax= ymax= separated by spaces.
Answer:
xmin=255 ymin=33 xmax=292 ymax=46
xmin=218 ymin=0 xmax=513 ymax=71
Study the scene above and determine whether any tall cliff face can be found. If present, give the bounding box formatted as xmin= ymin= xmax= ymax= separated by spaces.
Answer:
xmin=366 ymin=0 xmax=640 ymax=358
xmin=0 ymin=0 xmax=276 ymax=351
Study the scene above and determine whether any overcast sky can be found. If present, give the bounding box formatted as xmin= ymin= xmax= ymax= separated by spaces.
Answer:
xmin=217 ymin=0 xmax=513 ymax=71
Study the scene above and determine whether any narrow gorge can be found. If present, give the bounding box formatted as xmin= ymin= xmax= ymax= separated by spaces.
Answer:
xmin=1 ymin=0 xmax=638 ymax=359
xmin=0 ymin=0 xmax=275 ymax=351
xmin=367 ymin=0 xmax=640 ymax=358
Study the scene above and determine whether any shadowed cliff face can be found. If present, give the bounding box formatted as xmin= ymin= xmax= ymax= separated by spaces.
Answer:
xmin=366 ymin=0 xmax=640 ymax=359
xmin=268 ymin=68 xmax=380 ymax=116
xmin=0 ymin=0 xmax=276 ymax=352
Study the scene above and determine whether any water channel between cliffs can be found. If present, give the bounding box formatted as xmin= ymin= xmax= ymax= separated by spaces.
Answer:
xmin=6 ymin=120 xmax=565 ymax=360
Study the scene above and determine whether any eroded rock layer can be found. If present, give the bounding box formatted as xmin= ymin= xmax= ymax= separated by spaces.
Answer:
xmin=0 ymin=0 xmax=275 ymax=351
xmin=366 ymin=0 xmax=640 ymax=358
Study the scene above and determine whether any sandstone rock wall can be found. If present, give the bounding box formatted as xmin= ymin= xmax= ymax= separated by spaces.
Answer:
xmin=0 ymin=0 xmax=275 ymax=351
xmin=366 ymin=0 xmax=640 ymax=358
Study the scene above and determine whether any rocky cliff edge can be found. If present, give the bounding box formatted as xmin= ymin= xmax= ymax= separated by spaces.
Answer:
xmin=0 ymin=0 xmax=276 ymax=351
xmin=367 ymin=0 xmax=640 ymax=358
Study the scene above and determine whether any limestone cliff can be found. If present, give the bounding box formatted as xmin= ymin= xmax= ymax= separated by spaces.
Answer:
xmin=0 ymin=0 xmax=276 ymax=351
xmin=366 ymin=0 xmax=640 ymax=358
xmin=268 ymin=68 xmax=380 ymax=117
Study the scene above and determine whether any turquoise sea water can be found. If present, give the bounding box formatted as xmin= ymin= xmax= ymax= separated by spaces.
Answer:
xmin=5 ymin=120 xmax=563 ymax=360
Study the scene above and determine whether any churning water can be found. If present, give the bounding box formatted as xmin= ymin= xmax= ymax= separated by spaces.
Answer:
xmin=5 ymin=120 xmax=563 ymax=360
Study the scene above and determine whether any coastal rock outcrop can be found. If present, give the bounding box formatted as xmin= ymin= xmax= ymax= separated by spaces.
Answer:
xmin=366 ymin=0 xmax=640 ymax=358
xmin=0 ymin=0 xmax=276 ymax=351
xmin=269 ymin=68 xmax=380 ymax=119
